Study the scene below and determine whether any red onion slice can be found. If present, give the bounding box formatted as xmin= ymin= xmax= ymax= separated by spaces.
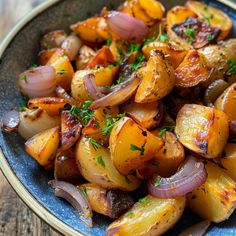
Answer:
xmin=1 ymin=110 xmax=20 ymax=133
xmin=49 ymin=180 xmax=93 ymax=227
xmin=107 ymin=11 xmax=148 ymax=43
xmin=18 ymin=66 xmax=56 ymax=98
xmin=178 ymin=220 xmax=210 ymax=236
xmin=55 ymin=85 xmax=76 ymax=106
xmin=84 ymin=74 xmax=105 ymax=100
xmin=147 ymin=156 xmax=208 ymax=198
xmin=89 ymin=77 xmax=140 ymax=110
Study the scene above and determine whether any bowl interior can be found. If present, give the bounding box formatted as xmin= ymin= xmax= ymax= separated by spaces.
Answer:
xmin=0 ymin=0 xmax=236 ymax=235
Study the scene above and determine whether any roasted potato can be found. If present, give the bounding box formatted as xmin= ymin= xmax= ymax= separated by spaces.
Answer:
xmin=198 ymin=39 xmax=236 ymax=87
xmin=106 ymin=195 xmax=186 ymax=236
xmin=18 ymin=108 xmax=60 ymax=140
xmin=186 ymin=1 xmax=232 ymax=40
xmin=25 ymin=126 xmax=60 ymax=166
xmin=142 ymin=40 xmax=188 ymax=69
xmin=121 ymin=100 xmax=163 ymax=130
xmin=39 ymin=48 xmax=57 ymax=65
xmin=175 ymin=104 xmax=229 ymax=158
xmin=76 ymin=136 xmax=140 ymax=191
xmin=40 ymin=30 xmax=67 ymax=49
xmin=76 ymin=45 xmax=96 ymax=70
xmin=79 ymin=183 xmax=135 ymax=218
xmin=214 ymin=83 xmax=236 ymax=121
xmin=109 ymin=117 xmax=164 ymax=175
xmin=187 ymin=161 xmax=236 ymax=222
xmin=47 ymin=49 xmax=74 ymax=91
xmin=175 ymin=50 xmax=210 ymax=87
xmin=135 ymin=50 xmax=175 ymax=103
xmin=54 ymin=147 xmax=81 ymax=182
xmin=27 ymin=97 xmax=66 ymax=117
xmin=139 ymin=131 xmax=185 ymax=178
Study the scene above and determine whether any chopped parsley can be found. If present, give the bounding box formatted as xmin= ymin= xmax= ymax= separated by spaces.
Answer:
xmin=30 ymin=64 xmax=38 ymax=69
xmin=158 ymin=126 xmax=175 ymax=138
xmin=80 ymin=187 xmax=88 ymax=196
xmin=116 ymin=77 xmax=125 ymax=84
xmin=154 ymin=176 xmax=162 ymax=187
xmin=226 ymin=59 xmax=236 ymax=76
xmin=143 ymin=36 xmax=157 ymax=46
xmin=19 ymin=95 xmax=29 ymax=112
xmin=207 ymin=35 xmax=215 ymax=42
xmin=128 ymin=43 xmax=141 ymax=53
xmin=106 ymin=35 xmax=112 ymax=47
xmin=125 ymin=211 xmax=135 ymax=218
xmin=56 ymin=70 xmax=66 ymax=75
xmin=97 ymin=155 xmax=105 ymax=168
xmin=130 ymin=142 xmax=146 ymax=156
xmin=203 ymin=4 xmax=209 ymax=11
xmin=19 ymin=75 xmax=28 ymax=83
xmin=157 ymin=24 xmax=169 ymax=43
xmin=139 ymin=197 xmax=150 ymax=204
xmin=88 ymin=138 xmax=103 ymax=150
xmin=184 ymin=27 xmax=197 ymax=44
xmin=130 ymin=54 xmax=146 ymax=71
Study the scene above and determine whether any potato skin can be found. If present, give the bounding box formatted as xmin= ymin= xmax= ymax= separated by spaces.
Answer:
xmin=187 ymin=161 xmax=236 ymax=223
xmin=106 ymin=195 xmax=186 ymax=236
xmin=75 ymin=136 xmax=140 ymax=191
xmin=110 ymin=117 xmax=164 ymax=175
xmin=215 ymin=83 xmax=236 ymax=121
xmin=76 ymin=45 xmax=96 ymax=70
xmin=135 ymin=50 xmax=175 ymax=103
xmin=175 ymin=104 xmax=229 ymax=158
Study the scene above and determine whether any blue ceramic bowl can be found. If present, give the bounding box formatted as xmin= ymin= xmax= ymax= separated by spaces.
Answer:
xmin=0 ymin=0 xmax=236 ymax=235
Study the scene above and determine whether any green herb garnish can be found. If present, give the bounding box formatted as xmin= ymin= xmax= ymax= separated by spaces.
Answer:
xmin=154 ymin=176 xmax=162 ymax=187
xmin=125 ymin=211 xmax=135 ymax=218
xmin=130 ymin=142 xmax=146 ymax=156
xmin=19 ymin=75 xmax=28 ymax=83
xmin=89 ymin=138 xmax=103 ymax=150
xmin=128 ymin=43 xmax=141 ymax=53
xmin=106 ymin=35 xmax=112 ymax=47
xmin=19 ymin=95 xmax=29 ymax=112
xmin=184 ymin=27 xmax=197 ymax=44
xmin=143 ymin=37 xmax=157 ymax=46
xmin=139 ymin=197 xmax=150 ymax=204
xmin=226 ymin=59 xmax=236 ymax=76
xmin=130 ymin=54 xmax=146 ymax=71
xmin=158 ymin=126 xmax=175 ymax=138
xmin=80 ymin=187 xmax=88 ymax=196
xmin=116 ymin=77 xmax=125 ymax=84
xmin=157 ymin=24 xmax=169 ymax=43
xmin=97 ymin=155 xmax=106 ymax=168
xmin=56 ymin=70 xmax=66 ymax=75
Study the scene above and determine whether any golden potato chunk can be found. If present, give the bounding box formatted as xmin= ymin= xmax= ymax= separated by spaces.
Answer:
xmin=76 ymin=136 xmax=140 ymax=191
xmin=109 ymin=117 xmax=164 ymax=175
xmin=187 ymin=161 xmax=236 ymax=222
xmin=106 ymin=195 xmax=186 ymax=236
xmin=135 ymin=51 xmax=175 ymax=103
xmin=215 ymin=83 xmax=236 ymax=121
xmin=25 ymin=126 xmax=60 ymax=166
xmin=175 ymin=104 xmax=229 ymax=158
xmin=76 ymin=45 xmax=96 ymax=70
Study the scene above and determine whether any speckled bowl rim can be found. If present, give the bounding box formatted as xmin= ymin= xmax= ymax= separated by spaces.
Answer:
xmin=0 ymin=0 xmax=235 ymax=236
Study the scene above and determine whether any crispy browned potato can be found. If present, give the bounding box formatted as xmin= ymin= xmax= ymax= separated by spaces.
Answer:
xmin=186 ymin=1 xmax=232 ymax=40
xmin=76 ymin=45 xmax=96 ymax=70
xmin=25 ymin=126 xmax=60 ymax=166
xmin=214 ymin=83 xmax=236 ymax=121
xmin=61 ymin=111 xmax=81 ymax=151
xmin=175 ymin=50 xmax=210 ymax=87
xmin=39 ymin=48 xmax=58 ymax=65
xmin=135 ymin=51 xmax=175 ymax=103
xmin=79 ymin=183 xmax=135 ymax=218
xmin=106 ymin=195 xmax=186 ymax=236
xmin=76 ymin=136 xmax=140 ymax=191
xmin=121 ymin=100 xmax=163 ymax=130
xmin=27 ymin=97 xmax=66 ymax=117
xmin=187 ymin=161 xmax=236 ymax=222
xmin=54 ymin=147 xmax=81 ymax=182
xmin=47 ymin=49 xmax=74 ymax=91
xmin=109 ymin=117 xmax=164 ymax=175
xmin=139 ymin=131 xmax=185 ymax=178
xmin=142 ymin=40 xmax=188 ymax=68
xmin=175 ymin=104 xmax=229 ymax=158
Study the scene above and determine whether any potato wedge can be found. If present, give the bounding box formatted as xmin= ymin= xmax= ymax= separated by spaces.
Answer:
xmin=142 ymin=40 xmax=188 ymax=69
xmin=39 ymin=48 xmax=57 ymax=65
xmin=214 ymin=83 xmax=236 ymax=121
xmin=79 ymin=183 xmax=135 ymax=218
xmin=167 ymin=6 xmax=196 ymax=29
xmin=135 ymin=50 xmax=175 ymax=103
xmin=110 ymin=117 xmax=164 ymax=175
xmin=25 ymin=126 xmax=60 ymax=166
xmin=187 ymin=161 xmax=236 ymax=222
xmin=139 ymin=131 xmax=185 ymax=178
xmin=76 ymin=45 xmax=96 ymax=70
xmin=121 ymin=100 xmax=163 ymax=130
xmin=54 ymin=148 xmax=81 ymax=182
xmin=175 ymin=104 xmax=229 ymax=158
xmin=47 ymin=49 xmax=74 ymax=91
xmin=138 ymin=0 xmax=165 ymax=20
xmin=76 ymin=136 xmax=140 ymax=191
xmin=175 ymin=50 xmax=210 ymax=87
xmin=27 ymin=97 xmax=66 ymax=116
xmin=186 ymin=1 xmax=232 ymax=40
xmin=106 ymin=195 xmax=186 ymax=236
xmin=18 ymin=108 xmax=60 ymax=140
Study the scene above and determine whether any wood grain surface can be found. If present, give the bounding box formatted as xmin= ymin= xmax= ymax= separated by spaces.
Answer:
xmin=0 ymin=1 xmax=61 ymax=235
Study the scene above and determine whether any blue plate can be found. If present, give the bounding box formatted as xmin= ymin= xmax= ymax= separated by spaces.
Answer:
xmin=0 ymin=0 xmax=236 ymax=235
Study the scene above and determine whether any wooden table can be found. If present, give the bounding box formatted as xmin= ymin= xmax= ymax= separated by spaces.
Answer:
xmin=0 ymin=2 xmax=61 ymax=235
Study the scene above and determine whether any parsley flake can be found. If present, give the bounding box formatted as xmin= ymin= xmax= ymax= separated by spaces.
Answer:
xmin=97 ymin=155 xmax=106 ymax=168
xmin=56 ymin=70 xmax=66 ymax=75
xmin=116 ymin=77 xmax=125 ymax=84
xmin=128 ymin=43 xmax=141 ymax=53
xmin=184 ymin=27 xmax=197 ymax=44
xmin=89 ymin=138 xmax=103 ymax=150
xmin=139 ymin=197 xmax=150 ymax=204
xmin=226 ymin=59 xmax=236 ymax=76
xmin=130 ymin=142 xmax=146 ymax=156
xmin=80 ymin=187 xmax=88 ymax=196
xmin=19 ymin=75 xmax=28 ymax=83
xmin=130 ymin=54 xmax=145 ymax=71
xmin=158 ymin=126 xmax=175 ymax=138
xmin=143 ymin=37 xmax=157 ymax=46
xmin=207 ymin=35 xmax=215 ymax=42
xmin=19 ymin=95 xmax=29 ymax=112
xmin=154 ymin=176 xmax=162 ymax=187
xmin=106 ymin=35 xmax=112 ymax=47
xmin=125 ymin=211 xmax=135 ymax=218
xmin=157 ymin=24 xmax=169 ymax=43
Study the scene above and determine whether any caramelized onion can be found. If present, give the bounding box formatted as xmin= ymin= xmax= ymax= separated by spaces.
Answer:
xmin=1 ymin=110 xmax=19 ymax=133
xmin=178 ymin=220 xmax=210 ymax=236
xmin=107 ymin=11 xmax=148 ymax=43
xmin=89 ymin=77 xmax=140 ymax=110
xmin=18 ymin=66 xmax=56 ymax=98
xmin=55 ymin=85 xmax=76 ymax=106
xmin=147 ymin=156 xmax=207 ymax=198
xmin=49 ymin=180 xmax=93 ymax=227
xmin=40 ymin=30 xmax=67 ymax=49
